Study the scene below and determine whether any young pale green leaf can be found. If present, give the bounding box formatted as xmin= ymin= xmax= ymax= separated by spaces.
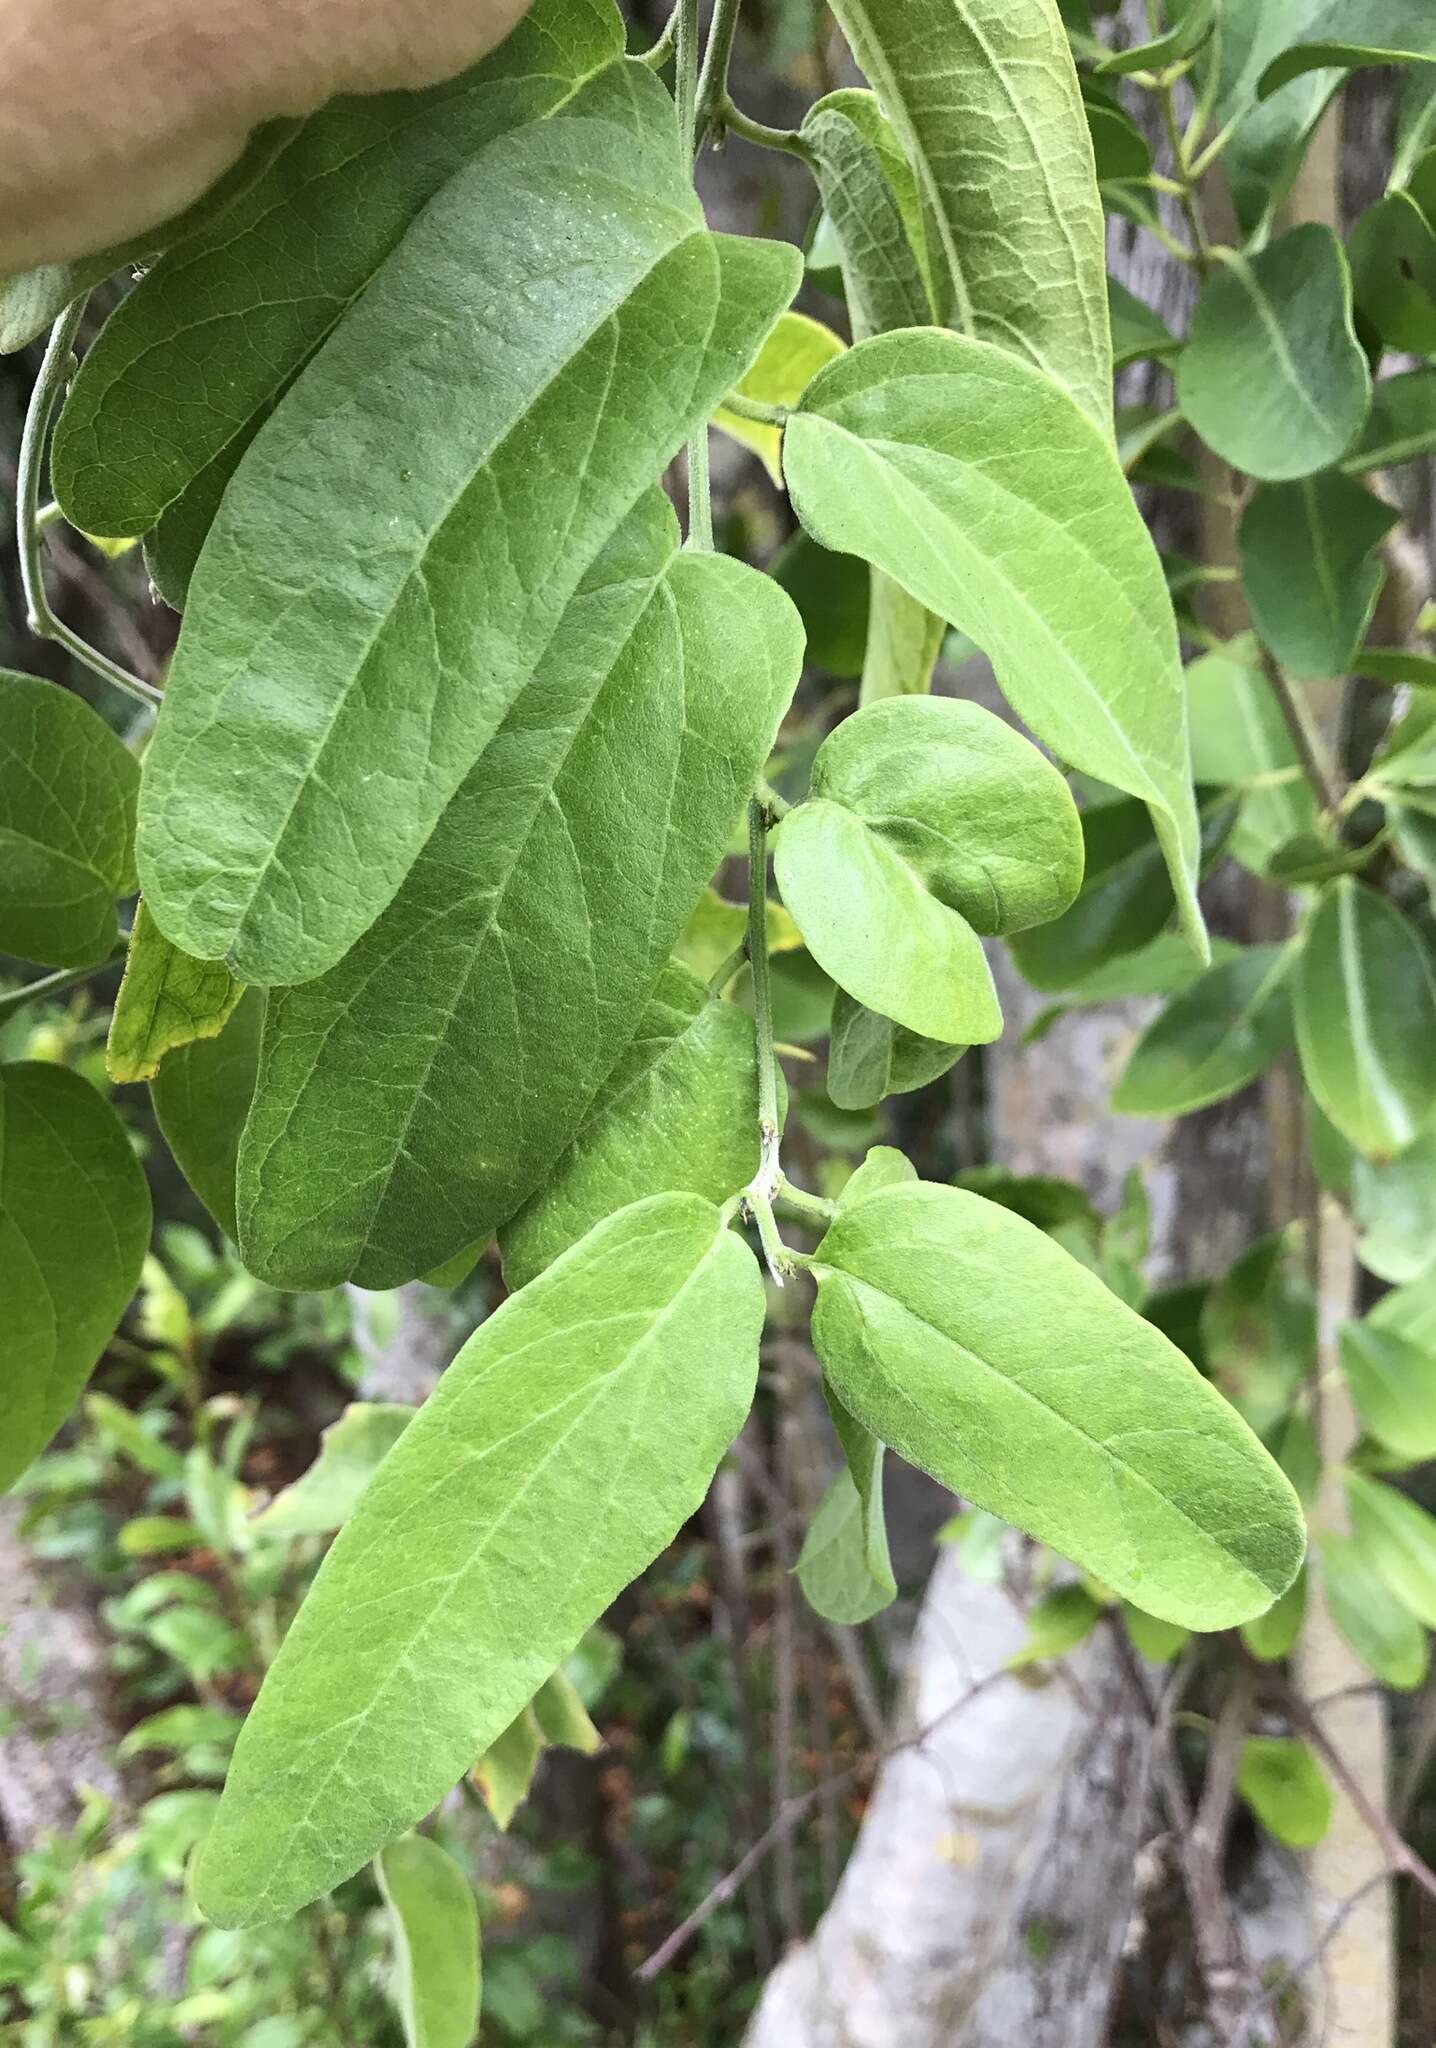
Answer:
xmin=0 ymin=670 xmax=137 ymax=971
xmin=107 ymin=903 xmax=243 ymax=1085
xmin=238 ymin=507 xmax=801 ymax=1290
xmin=796 ymin=1388 xmax=897 ymax=1627
xmin=824 ymin=0 xmax=1111 ymax=429
xmin=472 ymin=1711 xmax=544 ymax=1832
xmin=837 ymin=1147 xmax=919 ymax=1214
xmin=1320 ymin=1531 xmax=1429 ymax=1691
xmin=1343 ymin=369 xmax=1436 ymax=472
xmin=1237 ymin=1738 xmax=1332 ymax=1849
xmin=1112 ymin=945 xmax=1295 ymax=1119
xmin=1175 ymin=228 xmax=1369 ymax=481
xmin=1 ymin=1063 xmax=152 ymax=1493
xmin=376 ymin=1834 xmax=480 ymax=2048
xmin=713 ymin=311 xmax=844 ymax=484
xmin=784 ymin=333 xmax=1204 ymax=949
xmin=136 ymin=66 xmax=801 ymax=986
xmin=800 ymin=89 xmax=936 ymax=343
xmin=1295 ymin=878 xmax=1436 ymax=1160
xmin=1185 ymin=641 xmax=1315 ymax=872
xmin=1346 ymin=1470 xmax=1436 ymax=1628
xmin=1008 ymin=1584 xmax=1103 ymax=1668
xmin=50 ymin=0 xmax=624 ymax=537
xmin=1240 ymin=475 xmax=1398 ymax=681
xmin=673 ymin=891 xmax=801 ymax=984
xmin=827 ymin=991 xmax=964 ymax=1112
xmin=773 ymin=800 xmax=1002 ymax=1045
xmin=860 ymin=576 xmax=946 ymax=704
xmin=193 ymin=1195 xmax=763 ymax=1925
xmin=1259 ymin=3 xmax=1436 ymax=94
xmin=498 ymin=961 xmax=763 ymax=1293
xmin=1339 ymin=1321 xmax=1436 ymax=1462
xmin=250 ymin=1404 xmax=414 ymax=1540
xmin=809 ymin=1182 xmax=1304 ymax=1628
xmin=149 ymin=988 xmax=262 ymax=1243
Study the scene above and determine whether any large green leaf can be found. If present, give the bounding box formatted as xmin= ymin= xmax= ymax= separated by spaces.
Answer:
xmin=237 ymin=503 xmax=801 ymax=1290
xmin=1175 ymin=228 xmax=1369 ymax=482
xmin=498 ymin=961 xmax=762 ymax=1292
xmin=824 ymin=0 xmax=1111 ymax=429
xmin=0 ymin=671 xmax=138 ymax=971
xmin=1339 ymin=1320 xmax=1436 ymax=1461
xmin=149 ymin=988 xmax=264 ymax=1242
xmin=107 ymin=903 xmax=244 ymax=1085
xmin=1294 ymin=878 xmax=1436 ymax=1159
xmin=1 ymin=1063 xmax=152 ymax=1492
xmin=376 ymin=1834 xmax=480 ymax=2048
xmin=50 ymin=0 xmax=624 ymax=537
xmin=784 ymin=332 xmax=1204 ymax=947
xmin=1345 ymin=1469 xmax=1436 ymax=1628
xmin=1259 ymin=3 xmax=1436 ymax=94
xmin=1185 ymin=642 xmax=1315 ymax=873
xmin=193 ymin=1195 xmax=762 ymax=1925
xmin=134 ymin=65 xmax=800 ymax=986
xmin=809 ymin=1182 xmax=1304 ymax=1627
xmin=1112 ymin=946 xmax=1295 ymax=1118
xmin=1240 ymin=475 xmax=1398 ymax=681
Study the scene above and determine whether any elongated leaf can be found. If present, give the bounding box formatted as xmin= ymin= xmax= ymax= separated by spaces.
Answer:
xmin=1176 ymin=228 xmax=1368 ymax=482
xmin=474 ymin=1672 xmax=601 ymax=1829
xmin=810 ymin=1182 xmax=1304 ymax=1627
xmin=1240 ymin=475 xmax=1398 ymax=681
xmin=107 ymin=903 xmax=243 ymax=1084
xmin=800 ymin=89 xmax=936 ymax=342
xmin=238 ymin=507 xmax=801 ymax=1289
xmin=1113 ymin=946 xmax=1294 ymax=1118
xmin=1351 ymin=1131 xmax=1436 ymax=1284
xmin=1343 ymin=369 xmax=1436 ymax=471
xmin=0 ymin=671 xmax=137 ymax=971
xmin=251 ymin=1404 xmax=414 ymax=1539
xmin=193 ymin=1195 xmax=762 ymax=1924
xmin=1238 ymin=1738 xmax=1332 ymax=1848
xmin=1320 ymin=1531 xmax=1428 ymax=1691
xmin=784 ymin=333 xmax=1204 ymax=947
xmin=714 ymin=312 xmax=844 ymax=484
xmin=498 ymin=961 xmax=762 ymax=1292
xmin=50 ymin=0 xmax=624 ymax=536
xmin=1340 ymin=1321 xmax=1436 ymax=1461
xmin=136 ymin=66 xmax=800 ymax=985
xmin=825 ymin=0 xmax=1111 ymax=428
xmin=1 ymin=1063 xmax=152 ymax=1492
xmin=1294 ymin=878 xmax=1436 ymax=1159
xmin=150 ymin=989 xmax=262 ymax=1243
xmin=1185 ymin=643 xmax=1315 ymax=873
xmin=827 ymin=992 xmax=963 ymax=1111
xmin=1346 ymin=1470 xmax=1436 ymax=1628
xmin=1260 ymin=3 xmax=1436 ymax=94
xmin=376 ymin=1834 xmax=480 ymax=2048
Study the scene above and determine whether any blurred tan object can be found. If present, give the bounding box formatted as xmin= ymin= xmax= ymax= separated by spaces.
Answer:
xmin=0 ymin=0 xmax=532 ymax=272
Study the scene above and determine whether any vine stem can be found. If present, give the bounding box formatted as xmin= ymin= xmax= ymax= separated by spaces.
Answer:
xmin=1260 ymin=646 xmax=1339 ymax=813
xmin=17 ymin=301 xmax=162 ymax=710
xmin=718 ymin=97 xmax=816 ymax=165
xmin=694 ymin=0 xmax=743 ymax=146
xmin=744 ymin=795 xmax=789 ymax=1282
xmin=674 ymin=0 xmax=714 ymax=551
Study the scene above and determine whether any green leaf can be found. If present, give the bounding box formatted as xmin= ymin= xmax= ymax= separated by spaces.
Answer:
xmin=50 ymin=0 xmax=625 ymax=537
xmin=1237 ymin=1737 xmax=1332 ymax=1848
xmin=1175 ymin=229 xmax=1368 ymax=482
xmin=837 ymin=1146 xmax=919 ymax=1213
xmin=1185 ymin=641 xmax=1316 ymax=873
xmin=1354 ymin=647 xmax=1436 ymax=691
xmin=376 ymin=1834 xmax=480 ymax=2048
xmin=1294 ymin=878 xmax=1436 ymax=1160
xmin=193 ymin=1195 xmax=763 ymax=1925
xmin=531 ymin=1670 xmax=602 ymax=1756
xmin=498 ymin=962 xmax=763 ymax=1293
xmin=770 ymin=534 xmax=870 ymax=680
xmin=800 ymin=89 xmax=936 ymax=342
xmin=796 ymin=1471 xmax=897 ymax=1625
xmin=860 ymin=576 xmax=946 ymax=704
xmin=135 ymin=65 xmax=801 ymax=985
xmin=1112 ymin=946 xmax=1295 ymax=1118
xmin=0 ymin=670 xmax=137 ymax=971
xmin=1241 ymin=1565 xmax=1307 ymax=1662
xmin=809 ymin=1182 xmax=1304 ymax=1628
xmin=773 ymin=800 xmax=1002 ymax=1044
xmin=673 ymin=890 xmax=801 ymax=983
xmin=714 ymin=311 xmax=845 ymax=484
xmin=828 ymin=991 xmax=964 ymax=1112
xmin=1086 ymin=104 xmax=1153 ymax=187
xmin=106 ymin=903 xmax=243 ymax=1085
xmin=238 ymin=506 xmax=801 ymax=1290
xmin=1259 ymin=3 xmax=1436 ymax=95
xmin=1348 ymin=192 xmax=1436 ymax=356
xmin=1121 ymin=1602 xmax=1190 ymax=1664
xmin=250 ymin=1404 xmax=414 ymax=1540
xmin=474 ymin=1671 xmax=602 ymax=1829
xmin=1240 ymin=474 xmax=1398 ymax=681
xmin=0 ymin=1063 xmax=152 ymax=1492
xmin=1346 ymin=1470 xmax=1436 ymax=1628
xmin=149 ymin=988 xmax=263 ymax=1243
xmin=1201 ymin=1233 xmax=1314 ymax=1438
xmin=1319 ymin=1531 xmax=1428 ymax=1691
xmin=1340 ymin=1320 xmax=1436 ymax=1462
xmin=1350 ymin=1130 xmax=1436 ymax=1284
xmin=824 ymin=0 xmax=1112 ymax=429
xmin=1008 ymin=1584 xmax=1103 ymax=1667
xmin=1109 ymin=280 xmax=1180 ymax=368
xmin=1343 ymin=370 xmax=1436 ymax=471
xmin=784 ymin=332 xmax=1204 ymax=948
xmin=1095 ymin=0 xmax=1213 ymax=75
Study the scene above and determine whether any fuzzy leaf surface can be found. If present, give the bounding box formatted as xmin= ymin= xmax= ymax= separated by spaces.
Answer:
xmin=376 ymin=1834 xmax=480 ymax=2048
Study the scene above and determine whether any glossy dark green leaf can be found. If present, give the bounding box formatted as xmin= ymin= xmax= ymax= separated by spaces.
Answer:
xmin=1348 ymin=192 xmax=1436 ymax=356
xmin=1354 ymin=648 xmax=1436 ymax=691
xmin=770 ymin=533 xmax=869 ymax=679
xmin=498 ymin=962 xmax=762 ymax=1293
xmin=1345 ymin=1469 xmax=1436 ymax=1628
xmin=376 ymin=1834 xmax=480 ymax=2048
xmin=1112 ymin=946 xmax=1295 ymax=1118
xmin=51 ymin=0 xmax=625 ymax=536
xmin=1237 ymin=1738 xmax=1332 ymax=1849
xmin=810 ymin=1182 xmax=1304 ymax=1628
xmin=0 ymin=671 xmax=137 ymax=970
xmin=1240 ymin=475 xmax=1398 ymax=680
xmin=1320 ymin=1531 xmax=1428 ymax=1691
xmin=135 ymin=65 xmax=800 ymax=986
xmin=1175 ymin=229 xmax=1369 ymax=482
xmin=149 ymin=988 xmax=264 ymax=1242
xmin=194 ymin=1195 xmax=763 ymax=1925
xmin=1 ymin=1063 xmax=152 ymax=1492
xmin=1185 ymin=642 xmax=1315 ymax=873
xmin=784 ymin=334 xmax=1203 ymax=943
xmin=1086 ymin=105 xmax=1153 ymax=187
xmin=239 ymin=505 xmax=801 ymax=1290
xmin=827 ymin=992 xmax=964 ymax=1112
xmin=1343 ymin=370 xmax=1436 ymax=471
xmin=1294 ymin=878 xmax=1436 ymax=1159
xmin=107 ymin=903 xmax=243 ymax=1085
xmin=1340 ymin=1320 xmax=1436 ymax=1461
xmin=251 ymin=1404 xmax=414 ymax=1540
xmin=1259 ymin=3 xmax=1436 ymax=95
